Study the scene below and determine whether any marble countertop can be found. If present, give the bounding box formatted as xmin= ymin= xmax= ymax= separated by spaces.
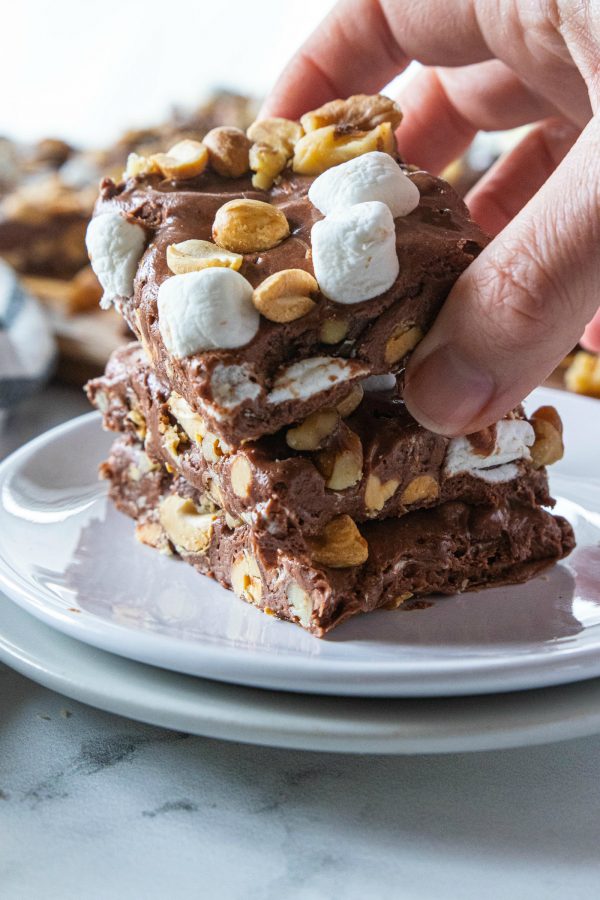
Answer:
xmin=2 ymin=384 xmax=600 ymax=900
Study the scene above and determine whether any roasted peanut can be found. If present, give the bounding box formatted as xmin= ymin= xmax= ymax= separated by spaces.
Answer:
xmin=158 ymin=494 xmax=216 ymax=553
xmin=384 ymin=324 xmax=423 ymax=365
xmin=364 ymin=474 xmax=399 ymax=513
xmin=319 ymin=316 xmax=349 ymax=345
xmin=315 ymin=427 xmax=363 ymax=490
xmin=230 ymin=456 xmax=253 ymax=498
xmin=252 ymin=268 xmax=318 ymax=323
xmin=212 ymin=198 xmax=290 ymax=253
xmin=230 ymin=551 xmax=263 ymax=603
xmin=401 ymin=475 xmax=439 ymax=505
xmin=336 ymin=383 xmax=364 ymax=418
xmin=203 ymin=126 xmax=251 ymax=178
xmin=151 ymin=139 xmax=209 ymax=180
xmin=530 ymin=406 xmax=564 ymax=468
xmin=167 ymin=392 xmax=207 ymax=442
xmin=166 ymin=239 xmax=243 ymax=275
xmin=286 ymin=408 xmax=340 ymax=451
xmin=307 ymin=514 xmax=369 ymax=568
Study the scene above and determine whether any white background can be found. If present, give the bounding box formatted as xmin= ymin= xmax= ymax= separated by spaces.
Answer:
xmin=2 ymin=0 xmax=343 ymax=146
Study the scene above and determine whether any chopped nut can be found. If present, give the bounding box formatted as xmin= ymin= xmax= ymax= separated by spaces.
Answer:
xmin=364 ymin=473 xmax=399 ymax=513
xmin=249 ymin=142 xmax=289 ymax=190
xmin=230 ymin=456 xmax=253 ymax=498
xmin=124 ymin=152 xmax=160 ymax=179
xmin=163 ymin=423 xmax=186 ymax=460
xmin=150 ymin=139 xmax=209 ymax=180
xmin=529 ymin=406 xmax=564 ymax=468
xmin=212 ymin=198 xmax=290 ymax=253
xmin=247 ymin=117 xmax=304 ymax=152
xmin=202 ymin=431 xmax=228 ymax=463
xmin=225 ymin=511 xmax=243 ymax=529
xmin=203 ymin=126 xmax=251 ymax=177
xmin=384 ymin=324 xmax=423 ymax=365
xmin=286 ymin=408 xmax=340 ymax=451
xmin=287 ymin=581 xmax=313 ymax=627
xmin=166 ymin=239 xmax=243 ymax=275
xmin=158 ymin=494 xmax=216 ymax=553
xmin=126 ymin=407 xmax=146 ymax=440
xmin=230 ymin=551 xmax=263 ymax=603
xmin=300 ymin=94 xmax=403 ymax=133
xmin=401 ymin=475 xmax=439 ymax=505
xmin=319 ymin=316 xmax=349 ymax=344
xmin=315 ymin=427 xmax=363 ymax=490
xmin=383 ymin=592 xmax=413 ymax=610
xmin=167 ymin=392 xmax=206 ymax=442
xmin=135 ymin=520 xmax=167 ymax=551
xmin=252 ymin=268 xmax=318 ymax=323
xmin=336 ymin=383 xmax=364 ymax=418
xmin=307 ymin=514 xmax=368 ymax=568
xmin=293 ymin=123 xmax=395 ymax=176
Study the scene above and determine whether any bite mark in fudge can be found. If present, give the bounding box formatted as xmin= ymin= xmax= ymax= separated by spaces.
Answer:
xmin=87 ymin=343 xmax=557 ymax=543
xmin=101 ymin=437 xmax=575 ymax=636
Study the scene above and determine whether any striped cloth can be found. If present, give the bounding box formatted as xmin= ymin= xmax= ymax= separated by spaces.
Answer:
xmin=0 ymin=261 xmax=56 ymax=418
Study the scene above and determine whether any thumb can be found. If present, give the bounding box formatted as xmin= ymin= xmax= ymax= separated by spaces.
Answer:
xmin=404 ymin=117 xmax=600 ymax=435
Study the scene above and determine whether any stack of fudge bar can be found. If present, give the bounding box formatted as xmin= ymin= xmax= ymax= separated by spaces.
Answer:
xmin=85 ymin=94 xmax=574 ymax=636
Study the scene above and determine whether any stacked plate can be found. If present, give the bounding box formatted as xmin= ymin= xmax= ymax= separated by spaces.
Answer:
xmin=1 ymin=386 xmax=600 ymax=754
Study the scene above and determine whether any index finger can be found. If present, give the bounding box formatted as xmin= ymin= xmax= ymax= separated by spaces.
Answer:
xmin=261 ymin=0 xmax=490 ymax=118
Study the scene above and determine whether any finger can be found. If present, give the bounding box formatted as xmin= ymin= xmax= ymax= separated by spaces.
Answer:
xmin=403 ymin=116 xmax=600 ymax=435
xmin=260 ymin=0 xmax=490 ymax=119
xmin=581 ymin=313 xmax=600 ymax=352
xmin=466 ymin=117 xmax=580 ymax=236
xmin=394 ymin=61 xmax=561 ymax=174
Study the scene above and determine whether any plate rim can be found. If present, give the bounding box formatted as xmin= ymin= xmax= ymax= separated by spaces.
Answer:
xmin=1 ymin=389 xmax=600 ymax=698
xmin=3 ymin=596 xmax=600 ymax=755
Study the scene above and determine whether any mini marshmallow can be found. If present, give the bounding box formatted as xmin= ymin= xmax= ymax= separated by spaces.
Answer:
xmin=361 ymin=373 xmax=397 ymax=392
xmin=267 ymin=356 xmax=369 ymax=405
xmin=210 ymin=362 xmax=262 ymax=409
xmin=85 ymin=212 xmax=146 ymax=309
xmin=444 ymin=419 xmax=535 ymax=480
xmin=157 ymin=267 xmax=259 ymax=358
xmin=308 ymin=151 xmax=420 ymax=218
xmin=311 ymin=201 xmax=399 ymax=304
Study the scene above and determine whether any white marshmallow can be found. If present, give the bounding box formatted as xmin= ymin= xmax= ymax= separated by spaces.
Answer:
xmin=361 ymin=373 xmax=397 ymax=392
xmin=267 ymin=356 xmax=368 ymax=405
xmin=85 ymin=212 xmax=146 ymax=309
xmin=210 ymin=363 xmax=261 ymax=409
xmin=444 ymin=419 xmax=535 ymax=481
xmin=157 ymin=268 xmax=259 ymax=358
xmin=308 ymin=151 xmax=420 ymax=218
xmin=311 ymin=201 xmax=399 ymax=304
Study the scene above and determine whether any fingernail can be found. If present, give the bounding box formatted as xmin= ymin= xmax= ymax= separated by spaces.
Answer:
xmin=404 ymin=344 xmax=495 ymax=435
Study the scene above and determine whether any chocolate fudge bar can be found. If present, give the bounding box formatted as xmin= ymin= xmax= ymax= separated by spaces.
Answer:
xmin=86 ymin=94 xmax=487 ymax=446
xmin=101 ymin=437 xmax=574 ymax=636
xmin=88 ymin=342 xmax=559 ymax=543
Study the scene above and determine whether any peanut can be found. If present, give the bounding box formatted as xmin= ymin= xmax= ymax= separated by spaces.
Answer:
xmin=203 ymin=126 xmax=251 ymax=178
xmin=167 ymin=392 xmax=207 ymax=442
xmin=336 ymin=383 xmax=364 ymax=418
xmin=166 ymin=239 xmax=243 ymax=275
xmin=286 ymin=408 xmax=340 ymax=451
xmin=307 ymin=514 xmax=369 ymax=568
xmin=384 ymin=324 xmax=423 ymax=365
xmin=252 ymin=268 xmax=318 ymax=323
xmin=230 ymin=456 xmax=253 ymax=498
xmin=230 ymin=551 xmax=263 ymax=603
xmin=247 ymin=117 xmax=304 ymax=152
xmin=530 ymin=406 xmax=564 ymax=468
xmin=286 ymin=581 xmax=313 ymax=627
xmin=249 ymin=142 xmax=289 ymax=190
xmin=364 ymin=474 xmax=399 ymax=513
xmin=158 ymin=494 xmax=216 ymax=553
xmin=401 ymin=475 xmax=439 ymax=505
xmin=315 ymin=427 xmax=363 ymax=490
xmin=212 ymin=198 xmax=290 ymax=253
xmin=151 ymin=139 xmax=209 ymax=180
xmin=319 ymin=316 xmax=349 ymax=345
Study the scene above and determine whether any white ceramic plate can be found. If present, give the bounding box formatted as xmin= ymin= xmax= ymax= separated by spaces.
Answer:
xmin=0 ymin=387 xmax=599 ymax=698
xmin=4 ymin=595 xmax=600 ymax=754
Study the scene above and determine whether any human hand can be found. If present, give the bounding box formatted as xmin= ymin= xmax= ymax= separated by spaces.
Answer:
xmin=262 ymin=0 xmax=600 ymax=434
